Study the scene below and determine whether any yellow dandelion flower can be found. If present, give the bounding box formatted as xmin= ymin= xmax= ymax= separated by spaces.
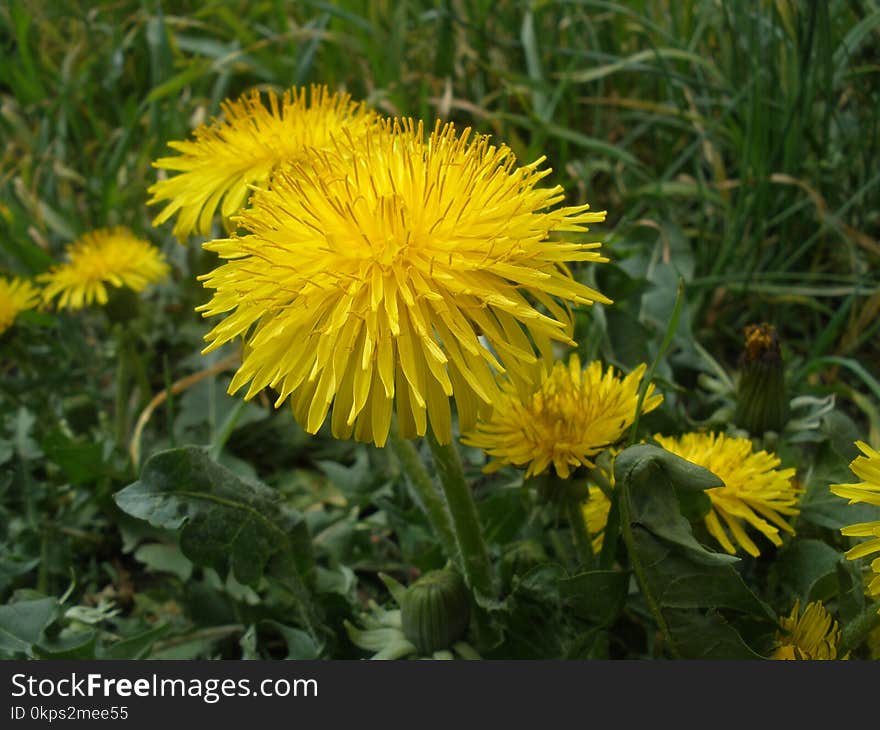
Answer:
xmin=582 ymin=485 xmax=612 ymax=554
xmin=0 ymin=276 xmax=41 ymax=335
xmin=773 ymin=600 xmax=845 ymax=660
xmin=40 ymin=228 xmax=169 ymax=310
xmin=148 ymin=84 xmax=378 ymax=240
xmin=198 ymin=119 xmax=610 ymax=448
xmin=830 ymin=441 xmax=880 ymax=611
xmin=462 ymin=355 xmax=661 ymax=478
xmin=653 ymin=432 xmax=800 ymax=557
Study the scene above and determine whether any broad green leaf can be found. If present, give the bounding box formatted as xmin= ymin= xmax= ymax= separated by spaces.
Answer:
xmin=36 ymin=631 xmax=97 ymax=659
xmin=0 ymin=597 xmax=59 ymax=658
xmin=134 ymin=543 xmax=193 ymax=581
xmin=666 ymin=609 xmax=766 ymax=660
xmin=771 ymin=539 xmax=843 ymax=603
xmin=114 ymin=446 xmax=313 ymax=588
xmin=616 ymin=444 xmax=734 ymax=565
xmin=100 ymin=624 xmax=172 ymax=660
xmin=559 ymin=570 xmax=629 ymax=626
xmin=632 ymin=529 xmax=773 ymax=618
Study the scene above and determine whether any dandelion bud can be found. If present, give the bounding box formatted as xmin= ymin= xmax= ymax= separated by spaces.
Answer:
xmin=400 ymin=569 xmax=471 ymax=654
xmin=734 ymin=323 xmax=788 ymax=435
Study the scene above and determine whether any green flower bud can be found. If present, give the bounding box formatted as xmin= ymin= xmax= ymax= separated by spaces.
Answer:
xmin=400 ymin=569 xmax=471 ymax=654
xmin=734 ymin=323 xmax=789 ymax=435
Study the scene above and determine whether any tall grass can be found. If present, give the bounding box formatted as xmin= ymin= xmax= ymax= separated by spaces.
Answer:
xmin=2 ymin=0 xmax=878 ymax=381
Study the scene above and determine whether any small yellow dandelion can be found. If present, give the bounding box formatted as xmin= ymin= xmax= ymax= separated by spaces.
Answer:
xmin=582 ymin=485 xmax=612 ymax=555
xmin=653 ymin=432 xmax=799 ymax=557
xmin=198 ymin=119 xmax=610 ymax=448
xmin=0 ymin=276 xmax=41 ymax=335
xmin=463 ymin=356 xmax=661 ymax=478
xmin=773 ymin=600 xmax=845 ymax=660
xmin=830 ymin=441 xmax=880 ymax=612
xmin=40 ymin=228 xmax=169 ymax=310
xmin=148 ymin=84 xmax=379 ymax=240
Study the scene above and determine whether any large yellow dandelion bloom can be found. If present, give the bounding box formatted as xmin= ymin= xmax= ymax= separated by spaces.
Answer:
xmin=773 ymin=600 xmax=845 ymax=660
xmin=830 ymin=441 xmax=880 ymax=611
xmin=148 ymin=85 xmax=378 ymax=240
xmin=653 ymin=432 xmax=799 ymax=557
xmin=198 ymin=119 xmax=610 ymax=448
xmin=0 ymin=277 xmax=40 ymax=335
xmin=40 ymin=228 xmax=169 ymax=310
xmin=462 ymin=356 xmax=661 ymax=478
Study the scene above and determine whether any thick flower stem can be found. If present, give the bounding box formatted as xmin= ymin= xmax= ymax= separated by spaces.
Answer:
xmin=387 ymin=421 xmax=460 ymax=570
xmin=425 ymin=431 xmax=495 ymax=600
xmin=565 ymin=496 xmax=596 ymax=570
xmin=618 ymin=481 xmax=681 ymax=659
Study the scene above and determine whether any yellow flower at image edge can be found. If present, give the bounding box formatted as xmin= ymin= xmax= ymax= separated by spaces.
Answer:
xmin=653 ymin=432 xmax=800 ymax=557
xmin=198 ymin=119 xmax=610 ymax=448
xmin=463 ymin=356 xmax=661 ymax=478
xmin=773 ymin=600 xmax=845 ymax=660
xmin=149 ymin=84 xmax=378 ymax=240
xmin=830 ymin=441 xmax=880 ymax=610
xmin=40 ymin=228 xmax=169 ymax=310
xmin=0 ymin=277 xmax=40 ymax=334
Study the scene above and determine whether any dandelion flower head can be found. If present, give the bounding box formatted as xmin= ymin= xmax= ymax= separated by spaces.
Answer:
xmin=830 ymin=441 xmax=880 ymax=612
xmin=0 ymin=276 xmax=40 ymax=335
xmin=149 ymin=84 xmax=378 ymax=240
xmin=653 ymin=432 xmax=800 ymax=557
xmin=40 ymin=228 xmax=169 ymax=310
xmin=773 ymin=600 xmax=845 ymax=660
xmin=462 ymin=356 xmax=660 ymax=478
xmin=198 ymin=119 xmax=610 ymax=447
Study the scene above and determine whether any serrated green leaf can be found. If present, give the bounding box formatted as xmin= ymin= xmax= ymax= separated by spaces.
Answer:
xmin=114 ymin=446 xmax=312 ymax=588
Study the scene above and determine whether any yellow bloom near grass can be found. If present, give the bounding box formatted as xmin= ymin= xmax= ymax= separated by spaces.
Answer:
xmin=773 ymin=600 xmax=845 ymax=660
xmin=0 ymin=277 xmax=41 ymax=335
xmin=149 ymin=85 xmax=379 ymax=240
xmin=40 ymin=228 xmax=169 ymax=310
xmin=830 ymin=441 xmax=880 ymax=612
xmin=198 ymin=119 xmax=610 ymax=447
xmin=653 ymin=432 xmax=800 ymax=557
xmin=463 ymin=356 xmax=661 ymax=478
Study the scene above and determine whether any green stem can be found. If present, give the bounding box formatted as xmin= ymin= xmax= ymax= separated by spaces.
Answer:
xmin=387 ymin=421 xmax=460 ymax=570
xmin=566 ymin=496 xmax=595 ymax=570
xmin=840 ymin=605 xmax=880 ymax=656
xmin=113 ymin=327 xmax=130 ymax=450
xmin=619 ymin=481 xmax=680 ymax=659
xmin=425 ymin=431 xmax=494 ymax=599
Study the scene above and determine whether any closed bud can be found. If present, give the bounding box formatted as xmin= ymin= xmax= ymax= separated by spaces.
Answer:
xmin=400 ymin=569 xmax=471 ymax=654
xmin=734 ymin=323 xmax=788 ymax=435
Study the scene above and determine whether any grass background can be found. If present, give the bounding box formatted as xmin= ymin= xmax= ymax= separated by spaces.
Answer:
xmin=3 ymin=0 xmax=878 ymax=396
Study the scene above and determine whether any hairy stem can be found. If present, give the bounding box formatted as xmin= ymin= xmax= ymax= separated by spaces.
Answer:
xmin=387 ymin=421 xmax=459 ymax=570
xmin=425 ymin=431 xmax=495 ymax=599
